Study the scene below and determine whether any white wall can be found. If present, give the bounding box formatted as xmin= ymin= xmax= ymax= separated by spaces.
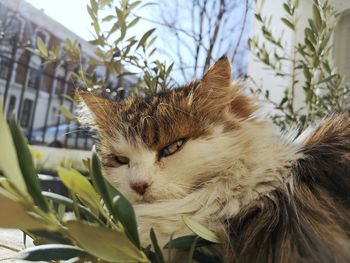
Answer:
xmin=247 ymin=0 xmax=295 ymax=106
xmin=248 ymin=0 xmax=350 ymax=112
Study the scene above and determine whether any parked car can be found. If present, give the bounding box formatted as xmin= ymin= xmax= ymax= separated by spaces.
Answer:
xmin=26 ymin=123 xmax=95 ymax=150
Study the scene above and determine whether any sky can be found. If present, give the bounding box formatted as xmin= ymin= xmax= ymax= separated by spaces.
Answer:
xmin=26 ymin=0 xmax=92 ymax=40
xmin=24 ymin=0 xmax=251 ymax=83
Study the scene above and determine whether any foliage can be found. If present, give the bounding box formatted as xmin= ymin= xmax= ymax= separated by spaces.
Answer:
xmin=0 ymin=101 xmax=221 ymax=262
xmin=29 ymin=0 xmax=174 ymax=97
xmin=249 ymin=0 xmax=350 ymax=131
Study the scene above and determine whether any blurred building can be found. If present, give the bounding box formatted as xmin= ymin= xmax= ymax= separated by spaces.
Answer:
xmin=0 ymin=0 xmax=132 ymax=149
xmin=0 ymin=0 xmax=96 ymax=130
xmin=248 ymin=0 xmax=350 ymax=110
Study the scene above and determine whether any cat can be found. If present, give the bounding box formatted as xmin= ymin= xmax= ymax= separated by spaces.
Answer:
xmin=78 ymin=56 xmax=350 ymax=263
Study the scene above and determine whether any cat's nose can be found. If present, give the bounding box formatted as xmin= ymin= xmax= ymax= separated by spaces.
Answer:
xmin=131 ymin=182 xmax=149 ymax=195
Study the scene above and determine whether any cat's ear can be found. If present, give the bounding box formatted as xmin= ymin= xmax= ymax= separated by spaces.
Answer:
xmin=195 ymin=56 xmax=257 ymax=118
xmin=202 ymin=56 xmax=232 ymax=89
xmin=76 ymin=91 xmax=116 ymax=127
xmin=192 ymin=56 xmax=233 ymax=113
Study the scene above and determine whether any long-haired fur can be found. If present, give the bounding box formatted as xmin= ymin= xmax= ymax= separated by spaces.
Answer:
xmin=226 ymin=113 xmax=350 ymax=263
xmin=78 ymin=57 xmax=350 ymax=263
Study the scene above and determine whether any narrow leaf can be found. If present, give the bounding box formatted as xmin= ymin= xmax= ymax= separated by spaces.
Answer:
xmin=9 ymin=115 xmax=49 ymax=212
xmin=42 ymin=191 xmax=102 ymax=224
xmin=0 ymin=101 xmax=28 ymax=196
xmin=36 ymin=37 xmax=48 ymax=58
xmin=91 ymin=152 xmax=141 ymax=248
xmin=150 ymin=228 xmax=165 ymax=263
xmin=281 ymin=18 xmax=295 ymax=30
xmin=65 ymin=220 xmax=148 ymax=262
xmin=29 ymin=230 xmax=72 ymax=245
xmin=164 ymin=235 xmax=214 ymax=249
xmin=57 ymin=167 xmax=101 ymax=215
xmin=312 ymin=4 xmax=322 ymax=30
xmin=128 ymin=17 xmax=140 ymax=28
xmin=137 ymin=28 xmax=156 ymax=50
xmin=182 ymin=216 xmax=221 ymax=244
xmin=0 ymin=189 xmax=55 ymax=230
xmin=59 ymin=106 xmax=77 ymax=122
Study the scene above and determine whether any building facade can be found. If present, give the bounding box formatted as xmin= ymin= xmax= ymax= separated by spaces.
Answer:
xmin=0 ymin=0 xmax=101 ymax=132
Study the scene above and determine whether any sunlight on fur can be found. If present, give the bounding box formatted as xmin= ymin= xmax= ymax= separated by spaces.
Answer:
xmin=78 ymin=57 xmax=350 ymax=263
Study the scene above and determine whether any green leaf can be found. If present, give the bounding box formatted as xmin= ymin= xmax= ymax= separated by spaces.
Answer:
xmin=166 ymin=62 xmax=174 ymax=76
xmin=0 ymin=101 xmax=28 ymax=196
xmin=312 ymin=4 xmax=322 ymax=30
xmin=26 ymin=47 xmax=38 ymax=55
xmin=29 ymin=230 xmax=72 ymax=245
xmin=281 ymin=18 xmax=295 ymax=30
xmin=102 ymin=15 xmax=115 ymax=22
xmin=36 ymin=37 xmax=48 ymax=58
xmin=90 ymin=0 xmax=98 ymax=14
xmin=128 ymin=17 xmax=140 ymax=28
xmin=93 ymin=20 xmax=101 ymax=36
xmin=254 ymin=13 xmax=263 ymax=22
xmin=42 ymin=191 xmax=103 ymax=224
xmin=150 ymin=228 xmax=165 ymax=263
xmin=303 ymin=65 xmax=312 ymax=81
xmin=316 ymin=74 xmax=337 ymax=85
xmin=91 ymin=152 xmax=141 ymax=248
xmin=88 ymin=37 xmax=105 ymax=46
xmin=279 ymin=97 xmax=288 ymax=107
xmin=57 ymin=167 xmax=101 ymax=215
xmin=283 ymin=3 xmax=291 ymax=15
xmin=59 ymin=105 xmax=78 ymax=122
xmin=304 ymin=28 xmax=316 ymax=44
xmin=164 ymin=235 xmax=214 ymax=249
xmin=107 ymin=23 xmax=119 ymax=39
xmin=65 ymin=220 xmax=148 ymax=262
xmin=15 ymin=244 xmax=89 ymax=261
xmin=129 ymin=1 xmax=141 ymax=10
xmin=9 ymin=115 xmax=49 ymax=212
xmin=0 ymin=189 xmax=55 ymax=230
xmin=137 ymin=28 xmax=156 ymax=50
xmin=182 ymin=216 xmax=221 ymax=244
xmin=308 ymin=19 xmax=318 ymax=34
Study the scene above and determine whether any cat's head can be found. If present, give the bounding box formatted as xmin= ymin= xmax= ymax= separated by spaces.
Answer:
xmin=79 ymin=57 xmax=258 ymax=203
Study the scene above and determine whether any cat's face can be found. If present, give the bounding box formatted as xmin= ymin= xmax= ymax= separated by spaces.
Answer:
xmin=79 ymin=57 xmax=257 ymax=203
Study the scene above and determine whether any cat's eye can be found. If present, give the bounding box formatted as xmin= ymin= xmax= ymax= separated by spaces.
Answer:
xmin=159 ymin=139 xmax=185 ymax=158
xmin=114 ymin=155 xmax=130 ymax=165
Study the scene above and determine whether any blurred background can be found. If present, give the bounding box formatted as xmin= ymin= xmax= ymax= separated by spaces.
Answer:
xmin=0 ymin=0 xmax=349 ymax=152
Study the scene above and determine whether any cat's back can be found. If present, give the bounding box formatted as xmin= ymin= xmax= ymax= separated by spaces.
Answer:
xmin=225 ymin=113 xmax=350 ymax=263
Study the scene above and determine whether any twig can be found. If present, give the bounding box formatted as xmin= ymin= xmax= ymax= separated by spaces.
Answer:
xmin=0 ymin=243 xmax=20 ymax=252
xmin=231 ymin=0 xmax=250 ymax=64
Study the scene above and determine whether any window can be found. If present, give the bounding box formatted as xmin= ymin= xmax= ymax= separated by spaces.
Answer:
xmin=55 ymin=68 xmax=66 ymax=95
xmin=55 ymin=77 xmax=66 ymax=95
xmin=6 ymin=16 xmax=23 ymax=39
xmin=27 ymin=68 xmax=40 ymax=89
xmin=0 ymin=57 xmax=11 ymax=80
xmin=6 ymin=96 xmax=16 ymax=119
xmin=27 ymin=56 xmax=41 ymax=90
xmin=20 ymin=99 xmax=33 ymax=128
xmin=334 ymin=11 xmax=350 ymax=82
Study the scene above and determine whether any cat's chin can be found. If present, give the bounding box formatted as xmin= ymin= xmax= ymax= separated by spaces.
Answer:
xmin=126 ymin=191 xmax=158 ymax=204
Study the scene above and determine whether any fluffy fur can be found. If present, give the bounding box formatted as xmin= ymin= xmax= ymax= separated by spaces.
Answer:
xmin=78 ymin=57 xmax=350 ymax=262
